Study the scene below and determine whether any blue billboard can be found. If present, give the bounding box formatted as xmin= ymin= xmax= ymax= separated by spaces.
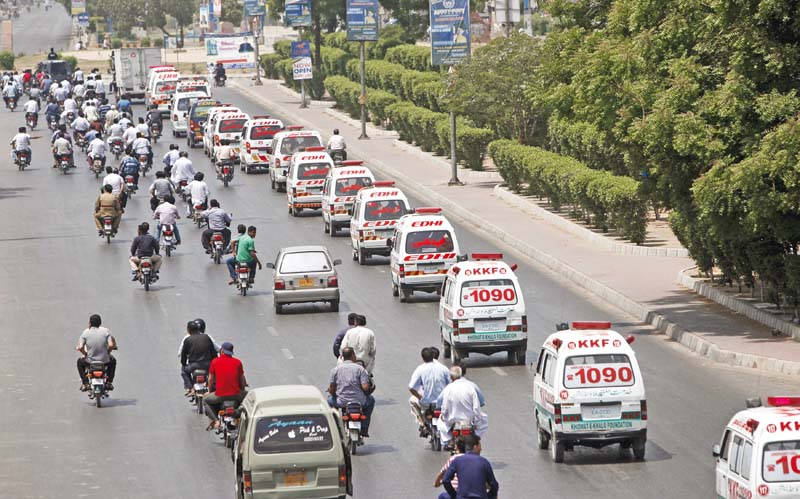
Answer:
xmin=429 ymin=0 xmax=471 ymax=66
xmin=346 ymin=0 xmax=379 ymax=42
xmin=285 ymin=0 xmax=312 ymax=27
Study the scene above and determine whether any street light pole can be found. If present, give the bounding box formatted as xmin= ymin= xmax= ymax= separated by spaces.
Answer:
xmin=252 ymin=16 xmax=263 ymax=86
xmin=447 ymin=66 xmax=461 ymax=186
xmin=358 ymin=40 xmax=368 ymax=139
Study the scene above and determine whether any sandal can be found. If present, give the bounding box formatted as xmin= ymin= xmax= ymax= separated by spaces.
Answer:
xmin=206 ymin=421 xmax=220 ymax=431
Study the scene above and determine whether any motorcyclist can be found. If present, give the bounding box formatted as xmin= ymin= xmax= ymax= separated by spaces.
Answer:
xmin=408 ymin=347 xmax=451 ymax=437
xmin=148 ymin=170 xmax=175 ymax=211
xmin=70 ymin=112 xmax=91 ymax=141
xmin=130 ymin=222 xmax=162 ymax=280
xmin=339 ymin=314 xmax=376 ymax=374
xmin=3 ymin=80 xmax=17 ymax=108
xmin=53 ymin=83 xmax=68 ymax=106
xmin=117 ymin=95 xmax=132 ymax=117
xmin=23 ymin=98 xmax=39 ymax=124
xmin=162 ymin=143 xmax=180 ymax=175
xmin=98 ymin=99 xmax=111 ymax=123
xmin=86 ymin=132 xmax=107 ymax=169
xmin=63 ymin=95 xmax=78 ymax=115
xmin=170 ymin=151 xmax=196 ymax=186
xmin=83 ymin=99 xmax=100 ymax=127
xmin=135 ymin=116 xmax=150 ymax=139
xmin=200 ymin=198 xmax=232 ymax=253
xmin=52 ymin=131 xmax=74 ymax=168
xmin=94 ymin=183 xmax=122 ymax=235
xmin=104 ymin=104 xmax=119 ymax=130
xmin=186 ymin=171 xmax=210 ymax=211
xmin=118 ymin=112 xmax=132 ymax=130
xmin=333 ymin=313 xmax=358 ymax=359
xmin=153 ymin=194 xmax=181 ymax=244
xmin=328 ymin=347 xmax=375 ymax=438
xmin=226 ymin=225 xmax=261 ymax=285
xmin=436 ymin=365 xmax=488 ymax=450
xmin=10 ymin=126 xmax=36 ymax=164
xmin=214 ymin=62 xmax=226 ymax=86
xmin=204 ymin=341 xmax=247 ymax=431
xmin=214 ymin=142 xmax=237 ymax=177
xmin=28 ymin=85 xmax=41 ymax=105
xmin=76 ymin=314 xmax=117 ymax=392
xmin=119 ymin=152 xmax=141 ymax=190
xmin=145 ymin=104 xmax=163 ymax=134
xmin=122 ymin=122 xmax=138 ymax=146
xmin=130 ymin=131 xmax=153 ymax=170
xmin=180 ymin=321 xmax=217 ymax=396
xmin=326 ymin=128 xmax=347 ymax=161
xmin=178 ymin=318 xmax=221 ymax=363
xmin=44 ymin=99 xmax=60 ymax=126
xmin=73 ymin=67 xmax=85 ymax=85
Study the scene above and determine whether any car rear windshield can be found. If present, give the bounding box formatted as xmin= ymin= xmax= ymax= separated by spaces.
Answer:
xmin=155 ymin=80 xmax=177 ymax=94
xmin=253 ymin=414 xmax=333 ymax=454
xmin=250 ymin=125 xmax=282 ymax=140
xmin=405 ymin=230 xmax=455 ymax=254
xmin=219 ymin=119 xmax=247 ymax=133
xmin=563 ymin=354 xmax=635 ymax=389
xmin=297 ymin=163 xmax=330 ymax=179
xmin=763 ymin=440 xmax=800 ymax=482
xmin=364 ymin=200 xmax=406 ymax=221
xmin=190 ymin=104 xmax=215 ymax=120
xmin=280 ymin=136 xmax=322 ymax=155
xmin=279 ymin=251 xmax=332 ymax=273
xmin=335 ymin=177 xmax=372 ymax=196
xmin=460 ymin=279 xmax=518 ymax=307
xmin=176 ymin=98 xmax=194 ymax=111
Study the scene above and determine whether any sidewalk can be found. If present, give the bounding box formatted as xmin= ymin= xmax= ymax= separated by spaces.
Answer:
xmin=231 ymin=78 xmax=800 ymax=376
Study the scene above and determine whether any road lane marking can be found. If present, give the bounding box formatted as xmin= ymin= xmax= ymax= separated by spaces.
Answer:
xmin=491 ymin=367 xmax=508 ymax=377
xmin=298 ymin=374 xmax=310 ymax=384
xmin=268 ymin=326 xmax=278 ymax=337
xmin=281 ymin=348 xmax=294 ymax=360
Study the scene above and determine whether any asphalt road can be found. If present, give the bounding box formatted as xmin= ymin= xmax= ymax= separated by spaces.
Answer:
xmin=0 ymin=91 xmax=797 ymax=499
xmin=9 ymin=1 xmax=71 ymax=56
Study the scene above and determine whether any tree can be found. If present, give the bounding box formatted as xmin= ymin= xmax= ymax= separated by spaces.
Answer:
xmin=164 ymin=0 xmax=197 ymax=47
xmin=221 ymin=0 xmax=243 ymax=26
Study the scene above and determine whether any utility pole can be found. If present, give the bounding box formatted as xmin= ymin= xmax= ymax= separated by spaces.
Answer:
xmin=358 ymin=41 xmax=368 ymax=139
xmin=251 ymin=16 xmax=262 ymax=86
xmin=447 ymin=66 xmax=461 ymax=186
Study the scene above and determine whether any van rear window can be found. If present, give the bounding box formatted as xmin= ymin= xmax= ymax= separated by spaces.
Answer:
xmin=280 ymin=136 xmax=322 ymax=155
xmin=335 ymin=177 xmax=372 ymax=196
xmin=250 ymin=125 xmax=282 ymax=140
xmin=297 ymin=163 xmax=330 ymax=179
xmin=155 ymin=81 xmax=177 ymax=94
xmin=190 ymin=104 xmax=215 ymax=120
xmin=405 ymin=230 xmax=454 ymax=254
xmin=563 ymin=354 xmax=634 ymax=389
xmin=460 ymin=279 xmax=518 ymax=307
xmin=763 ymin=441 xmax=800 ymax=483
xmin=253 ymin=414 xmax=333 ymax=454
xmin=219 ymin=119 xmax=247 ymax=133
xmin=365 ymin=200 xmax=406 ymax=221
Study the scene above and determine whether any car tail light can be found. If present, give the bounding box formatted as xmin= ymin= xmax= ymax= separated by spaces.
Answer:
xmin=458 ymin=325 xmax=474 ymax=335
xmin=451 ymin=318 xmax=460 ymax=334
xmin=243 ymin=471 xmax=252 ymax=493
xmin=327 ymin=276 xmax=338 ymax=287
xmin=173 ymin=114 xmax=177 ymax=121
xmin=357 ymin=230 xmax=364 ymax=241
xmin=522 ymin=315 xmax=528 ymax=332
xmin=554 ymin=404 xmax=562 ymax=424
xmin=640 ymin=400 xmax=647 ymax=421
xmin=507 ymin=324 xmax=522 ymax=331
xmin=245 ymin=141 xmax=251 ymax=153
xmin=398 ymin=264 xmax=405 ymax=278
xmin=291 ymin=187 xmax=296 ymax=197
xmin=274 ymin=279 xmax=285 ymax=290
xmin=338 ymin=464 xmax=347 ymax=488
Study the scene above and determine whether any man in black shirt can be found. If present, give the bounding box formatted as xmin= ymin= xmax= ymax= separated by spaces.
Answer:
xmin=180 ymin=321 xmax=217 ymax=395
xmin=129 ymin=222 xmax=162 ymax=279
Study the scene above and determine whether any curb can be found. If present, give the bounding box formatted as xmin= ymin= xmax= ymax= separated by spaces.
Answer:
xmin=678 ymin=270 xmax=800 ymax=341
xmin=230 ymin=80 xmax=800 ymax=377
xmin=494 ymin=185 xmax=689 ymax=258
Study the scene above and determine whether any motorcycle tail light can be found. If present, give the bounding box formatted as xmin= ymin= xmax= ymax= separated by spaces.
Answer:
xmin=212 ymin=234 xmax=222 ymax=241
xmin=92 ymin=371 xmax=104 ymax=378
xmin=434 ymin=410 xmax=441 ymax=417
xmin=224 ymin=407 xmax=235 ymax=416
xmin=126 ymin=176 xmax=134 ymax=182
xmin=141 ymin=261 xmax=151 ymax=268
xmin=194 ymin=204 xmax=202 ymax=210
xmin=223 ymin=167 xmax=230 ymax=174
xmin=164 ymin=230 xmax=173 ymax=236
xmin=195 ymin=375 xmax=205 ymax=383
xmin=274 ymin=279 xmax=285 ymax=290
xmin=327 ymin=276 xmax=338 ymax=287
xmin=103 ymin=216 xmax=112 ymax=223
xmin=180 ymin=180 xmax=188 ymax=186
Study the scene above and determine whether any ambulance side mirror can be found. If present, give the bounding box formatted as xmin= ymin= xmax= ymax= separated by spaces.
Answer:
xmin=712 ymin=444 xmax=721 ymax=458
xmin=457 ymin=253 xmax=468 ymax=262
xmin=266 ymin=147 xmax=273 ymax=154
xmin=386 ymin=238 xmax=393 ymax=248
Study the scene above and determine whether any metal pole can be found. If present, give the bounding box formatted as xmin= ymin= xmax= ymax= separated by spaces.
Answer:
xmin=300 ymin=79 xmax=307 ymax=108
xmin=447 ymin=109 xmax=461 ymax=185
xmin=358 ymin=40 xmax=368 ymax=139
xmin=252 ymin=17 xmax=263 ymax=85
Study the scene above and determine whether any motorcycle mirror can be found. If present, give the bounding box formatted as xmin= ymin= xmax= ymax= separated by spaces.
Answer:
xmin=265 ymin=262 xmax=275 ymax=269
xmin=333 ymin=259 xmax=342 ymax=266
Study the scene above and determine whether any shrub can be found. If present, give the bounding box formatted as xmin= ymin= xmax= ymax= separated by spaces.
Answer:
xmin=386 ymin=102 xmax=417 ymax=141
xmin=62 ymin=55 xmax=78 ymax=70
xmin=370 ymin=25 xmax=414 ymax=59
xmin=260 ymin=53 xmax=283 ymax=79
xmin=366 ymin=89 xmax=401 ymax=125
xmin=273 ymin=40 xmax=292 ymax=59
xmin=436 ymin=118 xmax=495 ymax=170
xmin=412 ymin=80 xmax=445 ymax=112
xmin=385 ymin=44 xmax=432 ymax=72
xmin=153 ymin=37 xmax=164 ymax=47
xmin=320 ymin=46 xmax=353 ymax=76
xmin=111 ymin=38 xmax=123 ymax=49
xmin=140 ymin=37 xmax=151 ymax=47
xmin=324 ymin=76 xmax=399 ymax=125
xmin=0 ymin=51 xmax=13 ymax=70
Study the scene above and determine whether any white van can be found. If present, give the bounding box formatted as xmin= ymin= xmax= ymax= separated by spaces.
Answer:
xmin=269 ymin=127 xmax=323 ymax=192
xmin=388 ymin=207 xmax=461 ymax=302
xmin=714 ymin=396 xmax=800 ymax=499
xmin=175 ymin=77 xmax=210 ymax=98
xmin=169 ymin=91 xmax=208 ymax=137
xmin=350 ymin=181 xmax=410 ymax=264
xmin=533 ymin=321 xmax=647 ymax=463
xmin=439 ymin=253 xmax=527 ymax=365
xmin=147 ymin=71 xmax=180 ymax=111
xmin=321 ymin=161 xmax=375 ymax=237
xmin=286 ymin=147 xmax=334 ymax=216
xmin=239 ymin=117 xmax=284 ymax=174
xmin=210 ymin=111 xmax=250 ymax=161
xmin=202 ymin=106 xmax=241 ymax=157
xmin=144 ymin=65 xmax=175 ymax=100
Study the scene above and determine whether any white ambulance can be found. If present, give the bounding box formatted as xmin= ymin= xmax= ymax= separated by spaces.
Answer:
xmin=239 ymin=117 xmax=284 ymax=174
xmin=321 ymin=161 xmax=375 ymax=237
xmin=210 ymin=111 xmax=250 ymax=162
xmin=175 ymin=77 xmax=210 ymax=98
xmin=147 ymin=71 xmax=180 ymax=111
xmin=286 ymin=147 xmax=334 ymax=216
xmin=169 ymin=90 xmax=208 ymax=137
xmin=388 ymin=207 xmax=462 ymax=302
xmin=268 ymin=127 xmax=323 ymax=192
xmin=349 ymin=181 xmax=411 ymax=264
xmin=202 ymin=106 xmax=241 ymax=156
xmin=144 ymin=66 xmax=175 ymax=101
xmin=533 ymin=321 xmax=647 ymax=463
xmin=438 ymin=253 xmax=527 ymax=365
xmin=714 ymin=396 xmax=800 ymax=499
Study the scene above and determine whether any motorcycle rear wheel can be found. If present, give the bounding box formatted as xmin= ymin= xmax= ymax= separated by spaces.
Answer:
xmin=144 ymin=274 xmax=150 ymax=291
xmin=95 ymin=393 xmax=102 ymax=407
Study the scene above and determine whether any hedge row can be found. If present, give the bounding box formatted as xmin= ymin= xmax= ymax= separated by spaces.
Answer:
xmin=324 ymin=76 xmax=400 ymax=125
xmin=488 ymin=140 xmax=647 ymax=243
xmin=344 ymin=59 xmax=444 ymax=112
xmin=385 ymin=45 xmax=432 ymax=72
xmin=387 ymin=102 xmax=494 ymax=171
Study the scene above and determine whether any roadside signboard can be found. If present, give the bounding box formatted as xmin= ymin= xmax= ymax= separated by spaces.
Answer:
xmin=244 ymin=0 xmax=267 ymax=17
xmin=291 ymin=41 xmax=313 ymax=80
xmin=346 ymin=0 xmax=379 ymax=41
xmin=429 ymin=0 xmax=471 ymax=66
xmin=77 ymin=12 xmax=90 ymax=27
xmin=71 ymin=0 xmax=86 ymax=14
xmin=285 ymin=0 xmax=312 ymax=27
xmin=205 ymin=32 xmax=256 ymax=69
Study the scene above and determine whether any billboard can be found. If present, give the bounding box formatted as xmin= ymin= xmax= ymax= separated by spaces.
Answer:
xmin=285 ymin=0 xmax=312 ymax=27
xmin=346 ymin=0 xmax=379 ymax=41
xmin=429 ymin=0 xmax=471 ymax=66
xmin=206 ymin=32 xmax=256 ymax=69
xmin=291 ymin=41 xmax=312 ymax=80
xmin=199 ymin=5 xmax=209 ymax=28
xmin=71 ymin=0 xmax=86 ymax=14
xmin=244 ymin=0 xmax=267 ymax=16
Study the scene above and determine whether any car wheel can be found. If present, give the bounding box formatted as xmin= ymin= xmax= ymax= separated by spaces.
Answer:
xmin=324 ymin=220 xmax=330 ymax=234
xmin=391 ymin=281 xmax=399 ymax=297
xmin=536 ymin=415 xmax=550 ymax=450
xmin=550 ymin=430 xmax=565 ymax=463
xmin=399 ymin=285 xmax=411 ymax=303
xmin=275 ymin=302 xmax=283 ymax=314
xmin=633 ymin=438 xmax=646 ymax=460
xmin=330 ymin=299 xmax=340 ymax=312
xmin=271 ymin=177 xmax=275 ymax=190
xmin=292 ymin=206 xmax=300 ymax=217
xmin=329 ymin=222 xmax=337 ymax=237
xmin=442 ymin=334 xmax=451 ymax=359
xmin=358 ymin=249 xmax=367 ymax=265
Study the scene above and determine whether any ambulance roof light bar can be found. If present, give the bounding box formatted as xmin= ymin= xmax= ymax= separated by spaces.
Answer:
xmin=253 ymin=115 xmax=271 ymax=119
xmin=572 ymin=321 xmax=612 ymax=330
xmin=471 ymin=253 xmax=503 ymax=261
xmin=767 ymin=396 xmax=800 ymax=407
xmin=304 ymin=146 xmax=325 ymax=152
xmin=287 ymin=125 xmax=304 ymax=130
xmin=412 ymin=207 xmax=442 ymax=215
xmin=373 ymin=180 xmax=396 ymax=188
xmin=340 ymin=160 xmax=364 ymax=166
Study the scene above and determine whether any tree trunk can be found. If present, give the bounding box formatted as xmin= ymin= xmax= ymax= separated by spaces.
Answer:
xmin=179 ymin=24 xmax=184 ymax=49
xmin=313 ymin=0 xmax=321 ymax=71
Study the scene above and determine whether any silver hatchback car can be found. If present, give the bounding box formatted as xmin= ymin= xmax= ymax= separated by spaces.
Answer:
xmin=269 ymin=245 xmax=341 ymax=314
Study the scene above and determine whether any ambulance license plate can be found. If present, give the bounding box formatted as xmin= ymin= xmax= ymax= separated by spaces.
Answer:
xmin=474 ymin=319 xmax=506 ymax=333
xmin=298 ymin=278 xmax=314 ymax=288
xmin=282 ymin=471 xmax=307 ymax=487
xmin=582 ymin=404 xmax=621 ymax=420
xmin=421 ymin=264 xmax=443 ymax=273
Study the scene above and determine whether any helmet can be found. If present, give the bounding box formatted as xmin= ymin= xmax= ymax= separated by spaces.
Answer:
xmin=193 ymin=318 xmax=206 ymax=333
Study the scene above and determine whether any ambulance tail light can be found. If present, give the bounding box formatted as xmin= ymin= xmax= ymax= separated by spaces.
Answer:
xmin=292 ymin=187 xmax=297 ymax=197
xmin=572 ymin=321 xmax=612 ymax=330
xmin=398 ymin=264 xmax=405 ymax=278
xmin=274 ymin=279 xmax=285 ymax=290
xmin=358 ymin=230 xmax=364 ymax=241
xmin=373 ymin=180 xmax=395 ymax=187
xmin=413 ymin=207 xmax=442 ymax=215
xmin=554 ymin=404 xmax=562 ymax=425
xmin=471 ymin=253 xmax=503 ymax=260
xmin=214 ymin=134 xmax=220 ymax=146
xmin=458 ymin=324 xmax=474 ymax=336
xmin=451 ymin=318 xmax=459 ymax=334
xmin=287 ymin=125 xmax=304 ymax=130
xmin=522 ymin=315 xmax=528 ymax=332
xmin=552 ymin=338 xmax=563 ymax=350
xmin=173 ymin=113 xmax=178 ymax=121
xmin=626 ymin=335 xmax=636 ymax=345
xmin=640 ymin=400 xmax=647 ymax=421
xmin=243 ymin=470 xmax=252 ymax=493
xmin=767 ymin=396 xmax=800 ymax=407
xmin=245 ymin=141 xmax=251 ymax=153
xmin=327 ymin=276 xmax=338 ymax=287
xmin=305 ymin=146 xmax=325 ymax=152
xmin=338 ymin=464 xmax=347 ymax=489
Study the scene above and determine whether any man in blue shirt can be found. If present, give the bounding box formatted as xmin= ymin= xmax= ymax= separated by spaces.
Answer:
xmin=333 ymin=313 xmax=358 ymax=358
xmin=409 ymin=347 xmax=450 ymax=437
xmin=443 ymin=434 xmax=499 ymax=499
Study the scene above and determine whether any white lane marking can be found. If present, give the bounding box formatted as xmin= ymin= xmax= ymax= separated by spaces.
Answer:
xmin=281 ymin=348 xmax=294 ymax=360
xmin=268 ymin=326 xmax=278 ymax=337
xmin=298 ymin=375 xmax=310 ymax=384
xmin=491 ymin=367 xmax=508 ymax=377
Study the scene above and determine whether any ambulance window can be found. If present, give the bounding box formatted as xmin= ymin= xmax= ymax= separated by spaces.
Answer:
xmin=250 ymin=125 xmax=281 ymax=140
xmin=543 ymin=354 xmax=556 ymax=386
xmin=323 ymin=178 xmax=330 ymax=195
xmin=405 ymin=230 xmax=455 ymax=254
xmin=535 ymin=349 xmax=546 ymax=374
xmin=729 ymin=436 xmax=743 ymax=474
xmin=281 ymin=135 xmax=322 ymax=154
xmin=460 ymin=279 xmax=517 ymax=307
xmin=447 ymin=280 xmax=456 ymax=305
xmin=297 ymin=163 xmax=330 ymax=179
xmin=365 ymin=200 xmax=407 ymax=221
xmin=563 ymin=354 xmax=635 ymax=389
xmin=335 ymin=177 xmax=372 ymax=196
xmin=719 ymin=430 xmax=731 ymax=462
xmin=442 ymin=280 xmax=451 ymax=304
xmin=740 ymin=441 xmax=753 ymax=480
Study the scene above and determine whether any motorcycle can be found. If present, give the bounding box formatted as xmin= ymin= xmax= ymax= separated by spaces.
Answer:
xmin=210 ymin=232 xmax=225 ymax=264
xmin=65 ymin=111 xmax=75 ymax=126
xmin=25 ymin=112 xmax=37 ymax=129
xmin=90 ymin=156 xmax=104 ymax=178
xmin=217 ymin=400 xmax=240 ymax=449
xmin=47 ymin=115 xmax=58 ymax=131
xmin=329 ymin=149 xmax=346 ymax=164
xmin=14 ymin=150 xmax=30 ymax=171
xmin=189 ymin=369 xmax=208 ymax=415
xmin=74 ymin=131 xmax=86 ymax=151
xmin=448 ymin=420 xmax=474 ymax=454
xmin=178 ymin=180 xmax=189 ymax=203
xmin=6 ymin=96 xmax=17 ymax=111
xmin=342 ymin=402 xmax=366 ymax=455
xmin=217 ymin=160 xmax=234 ymax=188
xmin=100 ymin=215 xmax=115 ymax=244
xmin=215 ymin=74 xmax=227 ymax=87
xmin=236 ymin=262 xmax=252 ymax=296
xmin=125 ymin=175 xmax=137 ymax=196
xmin=138 ymin=153 xmax=151 ymax=177
xmin=161 ymin=224 xmax=177 ymax=257
xmin=149 ymin=121 xmax=161 ymax=144
xmin=137 ymin=256 xmax=157 ymax=291
xmin=424 ymin=407 xmax=443 ymax=452
xmin=57 ymin=153 xmax=71 ymax=174
xmin=191 ymin=203 xmax=206 ymax=228
xmin=110 ymin=137 xmax=124 ymax=159
xmin=85 ymin=362 xmax=110 ymax=408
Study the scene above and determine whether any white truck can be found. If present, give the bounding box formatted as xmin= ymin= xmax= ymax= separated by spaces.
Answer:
xmin=110 ymin=48 xmax=163 ymax=101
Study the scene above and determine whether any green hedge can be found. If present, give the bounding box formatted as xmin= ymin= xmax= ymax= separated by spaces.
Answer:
xmin=273 ymin=40 xmax=292 ymax=59
xmin=324 ymin=76 xmax=400 ymax=125
xmin=321 ymin=46 xmax=354 ymax=77
xmin=488 ymin=140 xmax=648 ymax=243
xmin=436 ymin=119 xmax=495 ymax=171
xmin=260 ymin=53 xmax=283 ymax=79
xmin=385 ymin=44 xmax=433 ymax=72
xmin=0 ymin=52 xmax=13 ymax=70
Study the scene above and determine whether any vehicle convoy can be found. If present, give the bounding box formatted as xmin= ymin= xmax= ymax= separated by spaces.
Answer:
xmin=713 ymin=396 xmax=800 ymax=499
xmin=239 ymin=117 xmax=284 ymax=174
xmin=533 ymin=321 xmax=647 ymax=463
xmin=286 ymin=147 xmax=333 ymax=217
xmin=202 ymin=106 xmax=241 ymax=156
xmin=233 ymin=385 xmax=352 ymax=499
xmin=439 ymin=253 xmax=527 ymax=365
xmin=268 ymin=245 xmax=341 ymax=314
xmin=388 ymin=207 xmax=462 ymax=302
xmin=186 ymin=98 xmax=219 ymax=148
xmin=350 ymin=181 xmax=410 ymax=264
xmin=210 ymin=111 xmax=250 ymax=161
xmin=269 ymin=127 xmax=323 ymax=192
xmin=321 ymin=161 xmax=375 ymax=237
xmin=110 ymin=48 xmax=162 ymax=101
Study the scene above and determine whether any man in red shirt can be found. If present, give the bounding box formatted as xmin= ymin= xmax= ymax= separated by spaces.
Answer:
xmin=204 ymin=342 xmax=248 ymax=430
